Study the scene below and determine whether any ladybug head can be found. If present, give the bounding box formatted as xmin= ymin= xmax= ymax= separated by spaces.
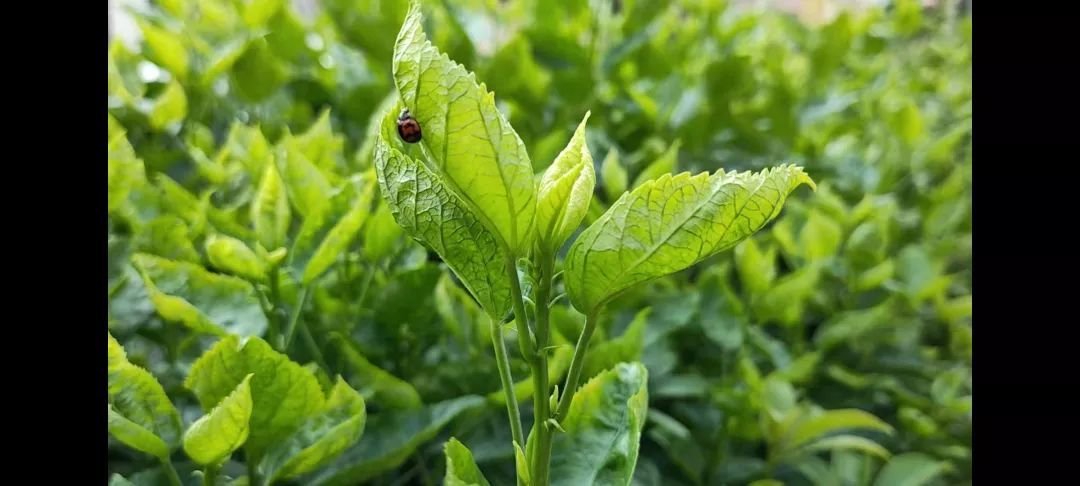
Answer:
xmin=398 ymin=108 xmax=412 ymax=121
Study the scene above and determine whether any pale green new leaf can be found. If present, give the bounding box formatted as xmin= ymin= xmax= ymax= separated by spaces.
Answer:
xmin=107 ymin=333 xmax=182 ymax=458
xmin=565 ymin=166 xmax=815 ymax=315
xmin=330 ymin=333 xmax=422 ymax=410
xmin=132 ymin=253 xmax=268 ymax=337
xmin=261 ymin=378 xmax=368 ymax=481
xmin=444 ymin=438 xmax=492 ymax=486
xmin=536 ymin=112 xmax=596 ymax=253
xmin=374 ymin=109 xmax=512 ymax=320
xmin=392 ymin=1 xmax=536 ymax=254
xmin=183 ymin=374 xmax=254 ymax=466
xmin=873 ymin=453 xmax=948 ymax=486
xmin=550 ymin=362 xmax=649 ymax=486
xmin=251 ymin=163 xmax=291 ymax=250
xmin=305 ymin=396 xmax=486 ymax=486
xmin=786 ymin=409 xmax=894 ymax=450
xmin=289 ymin=175 xmax=377 ymax=285
xmin=206 ymin=234 xmax=266 ymax=282
xmin=185 ymin=336 xmax=325 ymax=459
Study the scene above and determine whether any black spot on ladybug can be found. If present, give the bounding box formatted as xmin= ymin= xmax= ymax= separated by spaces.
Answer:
xmin=397 ymin=108 xmax=422 ymax=144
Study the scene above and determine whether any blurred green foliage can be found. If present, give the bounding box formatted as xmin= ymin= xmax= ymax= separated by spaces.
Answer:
xmin=108 ymin=0 xmax=971 ymax=484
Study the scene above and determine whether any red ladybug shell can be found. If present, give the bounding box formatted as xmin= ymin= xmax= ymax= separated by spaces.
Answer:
xmin=397 ymin=109 xmax=422 ymax=144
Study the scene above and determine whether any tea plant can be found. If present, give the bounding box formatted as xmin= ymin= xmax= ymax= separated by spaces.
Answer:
xmin=108 ymin=0 xmax=970 ymax=484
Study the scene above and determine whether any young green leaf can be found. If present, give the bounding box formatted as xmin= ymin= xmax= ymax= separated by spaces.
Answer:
xmin=107 ymin=333 xmax=182 ymax=459
xmin=183 ymin=374 xmax=254 ymax=466
xmin=206 ymin=234 xmax=266 ymax=282
xmin=251 ymin=163 xmax=291 ymax=251
xmin=261 ymin=378 xmax=368 ymax=481
xmin=107 ymin=405 xmax=171 ymax=460
xmin=565 ymin=166 xmax=815 ymax=315
xmin=600 ymin=149 xmax=627 ymax=203
xmin=787 ymin=409 xmax=894 ymax=450
xmin=275 ymin=135 xmax=337 ymax=220
xmin=536 ymin=112 xmax=596 ymax=253
xmin=873 ymin=453 xmax=949 ymax=486
xmin=305 ymin=396 xmax=486 ymax=486
xmin=392 ymin=0 xmax=537 ymax=255
xmin=549 ymin=362 xmax=648 ymax=486
xmin=330 ymin=333 xmax=422 ymax=410
xmin=791 ymin=435 xmax=891 ymax=460
xmin=288 ymin=174 xmax=377 ymax=285
xmin=148 ymin=80 xmax=188 ymax=132
xmin=132 ymin=253 xmax=268 ymax=337
xmin=133 ymin=216 xmax=201 ymax=263
xmin=138 ymin=20 xmax=188 ymax=79
xmin=444 ymin=438 xmax=492 ymax=486
xmin=374 ymin=109 xmax=512 ymax=320
xmin=363 ymin=201 xmax=405 ymax=261
xmin=185 ymin=336 xmax=325 ymax=459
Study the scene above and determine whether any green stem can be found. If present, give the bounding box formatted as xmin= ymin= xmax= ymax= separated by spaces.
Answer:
xmin=283 ymin=286 xmax=311 ymax=351
xmin=247 ymin=456 xmax=261 ymax=486
xmin=202 ymin=463 xmax=219 ymax=486
xmin=490 ymin=315 xmax=526 ymax=484
xmin=269 ymin=269 xmax=284 ymax=350
xmin=505 ymin=257 xmax=537 ymax=360
xmin=555 ymin=311 xmax=600 ymax=420
xmin=300 ymin=320 xmax=332 ymax=375
xmin=530 ymin=252 xmax=555 ymax=486
xmin=160 ymin=458 xmax=182 ymax=486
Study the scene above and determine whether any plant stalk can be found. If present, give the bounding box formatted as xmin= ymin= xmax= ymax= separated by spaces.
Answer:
xmin=202 ymin=463 xmax=218 ymax=486
xmin=505 ymin=257 xmax=537 ymax=360
xmin=555 ymin=311 xmax=600 ymax=420
xmin=283 ymin=285 xmax=310 ymax=350
xmin=529 ymin=251 xmax=555 ymax=486
xmin=490 ymin=315 xmax=526 ymax=486
xmin=160 ymin=458 xmax=182 ymax=486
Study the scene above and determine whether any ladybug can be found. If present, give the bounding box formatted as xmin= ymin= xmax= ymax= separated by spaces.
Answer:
xmin=396 ymin=108 xmax=422 ymax=144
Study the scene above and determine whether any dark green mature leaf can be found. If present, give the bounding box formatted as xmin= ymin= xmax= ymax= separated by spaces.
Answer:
xmin=550 ymin=363 xmax=649 ymax=486
xmin=183 ymin=374 xmax=254 ymax=466
xmin=132 ymin=253 xmax=268 ymax=337
xmin=392 ymin=0 xmax=537 ymax=255
xmin=444 ymin=438 xmax=492 ymax=486
xmin=108 ymin=333 xmax=182 ymax=459
xmin=185 ymin=336 xmax=325 ymax=459
xmin=261 ymin=378 xmax=368 ymax=481
xmin=566 ymin=166 xmax=815 ymax=315
xmin=305 ymin=396 xmax=486 ymax=486
xmin=374 ymin=108 xmax=512 ymax=320
xmin=536 ymin=112 xmax=596 ymax=253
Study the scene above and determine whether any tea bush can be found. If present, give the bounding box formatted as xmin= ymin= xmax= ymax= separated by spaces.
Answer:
xmin=107 ymin=0 xmax=971 ymax=485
